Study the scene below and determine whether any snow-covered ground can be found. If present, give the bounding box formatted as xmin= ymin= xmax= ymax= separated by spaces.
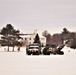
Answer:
xmin=0 ymin=46 xmax=76 ymax=75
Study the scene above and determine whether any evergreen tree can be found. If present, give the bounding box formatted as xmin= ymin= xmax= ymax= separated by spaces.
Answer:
xmin=33 ymin=34 xmax=41 ymax=45
xmin=0 ymin=24 xmax=21 ymax=51
xmin=62 ymin=28 xmax=69 ymax=34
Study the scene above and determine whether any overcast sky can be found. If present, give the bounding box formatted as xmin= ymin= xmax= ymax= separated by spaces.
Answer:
xmin=0 ymin=0 xmax=76 ymax=34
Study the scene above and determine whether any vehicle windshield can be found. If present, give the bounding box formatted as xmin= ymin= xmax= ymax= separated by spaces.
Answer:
xmin=29 ymin=46 xmax=39 ymax=49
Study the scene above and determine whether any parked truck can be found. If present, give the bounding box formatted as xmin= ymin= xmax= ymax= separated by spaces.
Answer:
xmin=26 ymin=43 xmax=41 ymax=55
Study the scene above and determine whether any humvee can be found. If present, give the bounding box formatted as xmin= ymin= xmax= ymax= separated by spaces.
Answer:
xmin=26 ymin=43 xmax=41 ymax=55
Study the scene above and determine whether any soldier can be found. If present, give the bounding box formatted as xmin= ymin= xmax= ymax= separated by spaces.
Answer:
xmin=17 ymin=46 xmax=20 ymax=52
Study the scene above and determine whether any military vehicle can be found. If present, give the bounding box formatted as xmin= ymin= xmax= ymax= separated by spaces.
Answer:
xmin=42 ymin=40 xmax=69 ymax=55
xmin=26 ymin=43 xmax=41 ymax=55
xmin=42 ymin=44 xmax=64 ymax=55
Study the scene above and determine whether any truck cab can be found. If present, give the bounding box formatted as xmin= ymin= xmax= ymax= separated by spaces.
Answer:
xmin=26 ymin=43 xmax=41 ymax=55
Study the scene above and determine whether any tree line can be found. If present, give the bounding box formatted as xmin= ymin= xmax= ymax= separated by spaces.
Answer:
xmin=42 ymin=28 xmax=76 ymax=49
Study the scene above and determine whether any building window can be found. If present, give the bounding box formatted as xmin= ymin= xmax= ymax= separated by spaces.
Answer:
xmin=29 ymin=38 xmax=31 ymax=40
xmin=25 ymin=38 xmax=27 ymax=40
xmin=21 ymin=38 xmax=23 ymax=40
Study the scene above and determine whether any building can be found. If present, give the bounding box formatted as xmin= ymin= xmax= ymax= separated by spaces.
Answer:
xmin=0 ymin=34 xmax=3 ymax=46
xmin=0 ymin=35 xmax=2 ymax=40
xmin=19 ymin=33 xmax=46 ymax=46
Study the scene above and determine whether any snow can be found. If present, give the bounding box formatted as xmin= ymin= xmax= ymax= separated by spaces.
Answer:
xmin=0 ymin=46 xmax=76 ymax=75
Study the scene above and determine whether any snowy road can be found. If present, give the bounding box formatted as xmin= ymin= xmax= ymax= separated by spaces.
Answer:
xmin=0 ymin=46 xmax=76 ymax=75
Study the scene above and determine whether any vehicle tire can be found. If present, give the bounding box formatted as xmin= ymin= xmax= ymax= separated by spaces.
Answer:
xmin=43 ymin=48 xmax=47 ymax=55
xmin=43 ymin=50 xmax=50 ymax=55
xmin=27 ymin=51 xmax=31 ymax=55
xmin=47 ymin=51 xmax=50 ymax=55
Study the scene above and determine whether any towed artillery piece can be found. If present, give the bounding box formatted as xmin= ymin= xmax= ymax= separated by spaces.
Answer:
xmin=42 ymin=44 xmax=65 ymax=55
xmin=42 ymin=40 xmax=69 ymax=55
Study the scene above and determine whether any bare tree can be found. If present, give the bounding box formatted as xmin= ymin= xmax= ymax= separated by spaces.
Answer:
xmin=42 ymin=30 xmax=48 ymax=37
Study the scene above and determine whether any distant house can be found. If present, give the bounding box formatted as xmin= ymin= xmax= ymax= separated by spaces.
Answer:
xmin=19 ymin=33 xmax=46 ymax=46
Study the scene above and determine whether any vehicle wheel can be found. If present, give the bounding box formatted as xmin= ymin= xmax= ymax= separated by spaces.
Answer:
xmin=43 ymin=50 xmax=50 ymax=55
xmin=47 ymin=51 xmax=50 ymax=55
xmin=43 ymin=48 xmax=47 ymax=55
xmin=27 ymin=51 xmax=31 ymax=55
xmin=43 ymin=52 xmax=47 ymax=55
xmin=35 ymin=51 xmax=39 ymax=55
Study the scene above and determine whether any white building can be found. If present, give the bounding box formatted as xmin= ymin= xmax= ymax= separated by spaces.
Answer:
xmin=20 ymin=33 xmax=46 ymax=46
